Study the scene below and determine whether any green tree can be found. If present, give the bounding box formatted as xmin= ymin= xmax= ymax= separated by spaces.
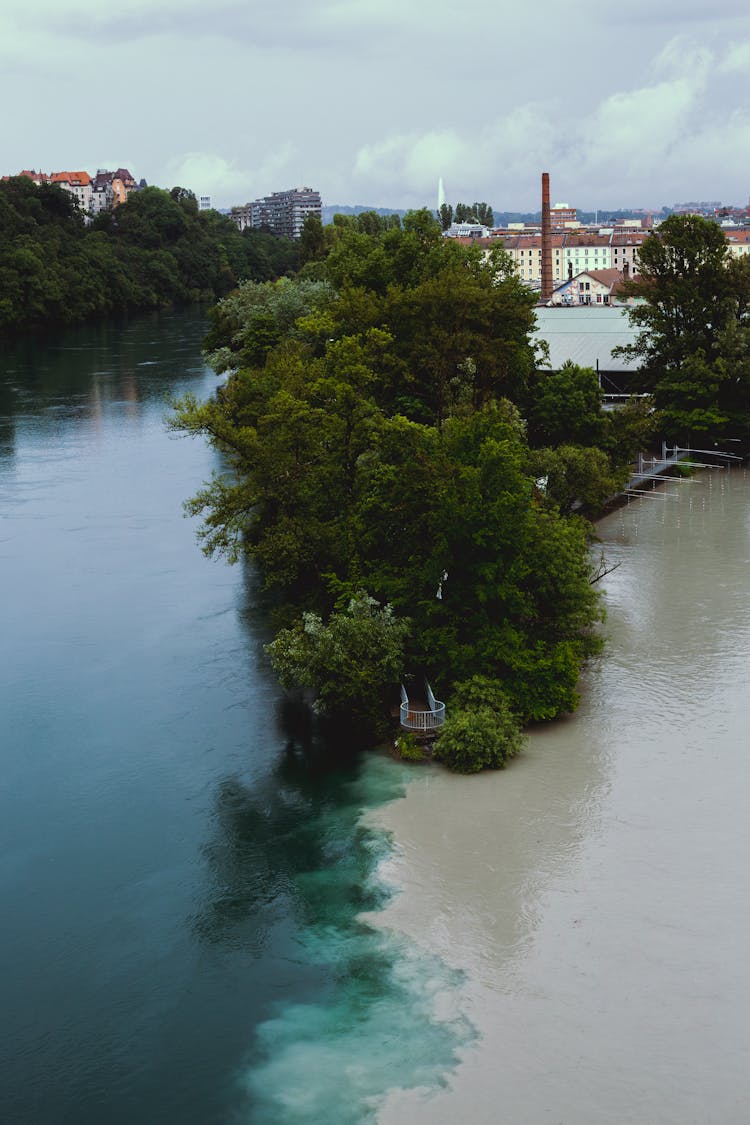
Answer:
xmin=437 ymin=203 xmax=453 ymax=230
xmin=617 ymin=214 xmax=750 ymax=442
xmin=435 ymin=677 xmax=525 ymax=772
xmin=299 ymin=213 xmax=327 ymax=264
xmin=526 ymin=361 xmax=604 ymax=447
xmin=473 ymin=202 xmax=495 ymax=227
xmin=265 ymin=592 xmax=410 ymax=730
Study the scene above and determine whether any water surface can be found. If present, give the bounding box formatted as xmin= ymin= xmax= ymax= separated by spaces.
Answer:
xmin=0 ymin=312 xmax=467 ymax=1124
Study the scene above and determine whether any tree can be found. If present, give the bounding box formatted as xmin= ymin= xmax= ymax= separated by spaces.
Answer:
xmin=473 ymin=202 xmax=495 ymax=227
xmin=299 ymin=213 xmax=327 ymax=264
xmin=451 ymin=201 xmax=494 ymax=227
xmin=437 ymin=203 xmax=453 ymax=230
xmin=265 ymin=593 xmax=410 ymax=731
xmin=526 ymin=361 xmax=604 ymax=447
xmin=617 ymin=214 xmax=750 ymax=443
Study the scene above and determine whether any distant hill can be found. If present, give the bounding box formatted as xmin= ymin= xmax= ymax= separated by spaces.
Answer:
xmin=321 ymin=204 xmax=410 ymax=224
xmin=322 ymin=205 xmax=665 ymax=228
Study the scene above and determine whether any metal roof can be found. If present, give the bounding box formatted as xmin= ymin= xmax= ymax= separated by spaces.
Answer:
xmin=531 ymin=306 xmax=640 ymax=372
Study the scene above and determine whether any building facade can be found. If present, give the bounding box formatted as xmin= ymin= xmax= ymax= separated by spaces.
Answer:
xmin=230 ymin=187 xmax=322 ymax=238
xmin=5 ymin=167 xmax=140 ymax=216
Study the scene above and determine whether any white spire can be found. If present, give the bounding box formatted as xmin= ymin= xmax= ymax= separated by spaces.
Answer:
xmin=437 ymin=176 xmax=445 ymax=209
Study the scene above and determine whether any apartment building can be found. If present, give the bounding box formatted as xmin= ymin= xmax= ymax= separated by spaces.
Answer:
xmin=230 ymin=187 xmax=322 ymax=238
xmin=724 ymin=229 xmax=750 ymax=259
xmin=483 ymin=228 xmax=647 ymax=286
xmin=50 ymin=171 xmax=93 ymax=211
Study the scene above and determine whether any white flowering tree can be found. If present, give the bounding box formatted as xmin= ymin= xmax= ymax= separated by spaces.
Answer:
xmin=265 ymin=592 xmax=410 ymax=731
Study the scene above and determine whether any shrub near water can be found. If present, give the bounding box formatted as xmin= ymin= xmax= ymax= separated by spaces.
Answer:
xmin=435 ymin=677 xmax=525 ymax=774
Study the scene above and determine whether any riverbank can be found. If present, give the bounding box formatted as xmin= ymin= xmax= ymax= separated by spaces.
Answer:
xmin=369 ymin=467 xmax=750 ymax=1123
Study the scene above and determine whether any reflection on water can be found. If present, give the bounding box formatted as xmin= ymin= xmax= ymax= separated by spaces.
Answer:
xmin=0 ymin=310 xmax=472 ymax=1125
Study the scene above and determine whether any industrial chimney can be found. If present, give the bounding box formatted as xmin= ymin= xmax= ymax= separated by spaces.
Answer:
xmin=541 ymin=172 xmax=553 ymax=301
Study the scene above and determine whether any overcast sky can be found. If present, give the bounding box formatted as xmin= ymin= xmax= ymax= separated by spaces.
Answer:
xmin=2 ymin=0 xmax=749 ymax=211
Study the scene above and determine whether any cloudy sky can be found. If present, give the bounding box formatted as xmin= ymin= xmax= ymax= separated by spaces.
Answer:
xmin=2 ymin=0 xmax=749 ymax=211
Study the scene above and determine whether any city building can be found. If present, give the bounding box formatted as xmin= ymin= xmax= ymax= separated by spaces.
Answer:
xmin=199 ymin=196 xmax=212 ymax=211
xmin=3 ymin=167 xmax=141 ymax=216
xmin=230 ymin=187 xmax=322 ymax=238
xmin=550 ymin=202 xmax=578 ymax=228
xmin=49 ymin=171 xmax=92 ymax=212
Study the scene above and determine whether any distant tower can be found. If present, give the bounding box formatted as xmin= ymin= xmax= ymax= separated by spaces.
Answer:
xmin=541 ymin=172 xmax=553 ymax=301
xmin=437 ymin=177 xmax=446 ymax=210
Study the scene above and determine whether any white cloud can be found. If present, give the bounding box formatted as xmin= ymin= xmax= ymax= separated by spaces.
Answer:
xmin=163 ymin=146 xmax=300 ymax=207
xmin=348 ymin=34 xmax=750 ymax=209
xmin=719 ymin=41 xmax=750 ymax=73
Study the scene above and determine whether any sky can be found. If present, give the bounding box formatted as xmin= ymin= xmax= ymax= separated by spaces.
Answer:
xmin=2 ymin=0 xmax=749 ymax=212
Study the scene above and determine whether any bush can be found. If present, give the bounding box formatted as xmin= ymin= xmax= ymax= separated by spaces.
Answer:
xmin=435 ymin=681 xmax=525 ymax=773
xmin=394 ymin=731 xmax=425 ymax=762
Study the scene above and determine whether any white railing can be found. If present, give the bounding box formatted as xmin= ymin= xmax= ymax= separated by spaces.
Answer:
xmin=399 ymin=681 xmax=446 ymax=732
xmin=399 ymin=700 xmax=446 ymax=731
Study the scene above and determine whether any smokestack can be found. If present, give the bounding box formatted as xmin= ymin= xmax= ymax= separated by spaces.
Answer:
xmin=541 ymin=172 xmax=553 ymax=300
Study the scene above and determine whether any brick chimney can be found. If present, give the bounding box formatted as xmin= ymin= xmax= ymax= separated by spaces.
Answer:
xmin=541 ymin=172 xmax=553 ymax=300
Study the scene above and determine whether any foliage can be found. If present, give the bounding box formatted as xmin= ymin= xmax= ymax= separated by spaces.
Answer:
xmin=393 ymin=731 xmax=425 ymax=762
xmin=529 ymin=444 xmax=626 ymax=514
xmin=174 ymin=215 xmax=607 ymax=738
xmin=265 ymin=592 xmax=410 ymax=730
xmin=526 ymin=361 xmax=604 ymax=447
xmin=435 ymin=677 xmax=525 ymax=773
xmin=453 ymin=202 xmax=495 ymax=227
xmin=0 ymin=177 xmax=298 ymax=334
xmin=437 ymin=203 xmax=453 ymax=230
xmin=616 ymin=214 xmax=750 ymax=444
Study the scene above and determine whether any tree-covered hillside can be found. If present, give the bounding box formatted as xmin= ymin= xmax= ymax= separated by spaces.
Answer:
xmin=0 ymin=178 xmax=298 ymax=333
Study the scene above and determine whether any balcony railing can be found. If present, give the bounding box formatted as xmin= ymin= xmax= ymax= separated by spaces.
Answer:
xmin=399 ymin=683 xmax=446 ymax=733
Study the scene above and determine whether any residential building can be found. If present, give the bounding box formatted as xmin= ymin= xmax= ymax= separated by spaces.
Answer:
xmin=610 ymin=230 xmax=647 ymax=276
xmin=561 ymin=231 xmax=613 ymax=278
xmin=724 ymin=229 xmax=750 ymax=259
xmin=199 ymin=195 xmax=212 ymax=211
xmin=3 ymin=167 xmax=142 ymax=215
xmin=49 ymin=171 xmax=93 ymax=212
xmin=549 ymin=268 xmax=635 ymax=307
xmin=230 ymin=187 xmax=322 ymax=238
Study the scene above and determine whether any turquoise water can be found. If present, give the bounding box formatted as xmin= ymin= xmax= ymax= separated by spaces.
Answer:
xmin=0 ymin=311 xmax=469 ymax=1123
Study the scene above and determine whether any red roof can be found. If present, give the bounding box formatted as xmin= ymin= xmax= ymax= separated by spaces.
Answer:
xmin=50 ymin=171 xmax=91 ymax=186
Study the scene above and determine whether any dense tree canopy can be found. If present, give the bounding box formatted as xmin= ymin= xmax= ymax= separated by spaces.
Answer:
xmin=0 ymin=178 xmax=298 ymax=334
xmin=173 ymin=210 xmax=610 ymax=735
xmin=618 ymin=214 xmax=750 ymax=444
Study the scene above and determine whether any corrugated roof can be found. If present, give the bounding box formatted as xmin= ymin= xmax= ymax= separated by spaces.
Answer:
xmin=531 ymin=306 xmax=640 ymax=372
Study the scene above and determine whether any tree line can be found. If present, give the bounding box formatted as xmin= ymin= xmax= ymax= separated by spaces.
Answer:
xmin=0 ymin=177 xmax=298 ymax=334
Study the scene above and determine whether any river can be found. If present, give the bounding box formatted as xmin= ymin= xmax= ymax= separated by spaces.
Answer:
xmin=375 ymin=464 xmax=750 ymax=1123
xmin=2 ymin=311 xmax=749 ymax=1124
